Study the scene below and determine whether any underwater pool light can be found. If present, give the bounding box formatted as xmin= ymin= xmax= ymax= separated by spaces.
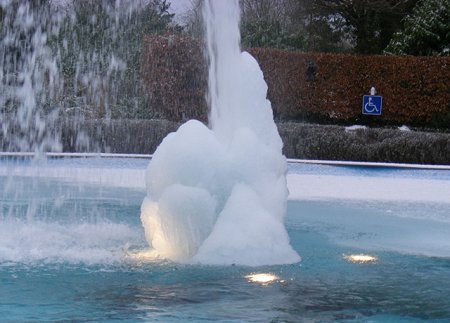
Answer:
xmin=344 ymin=254 xmax=378 ymax=263
xmin=245 ymin=273 xmax=279 ymax=284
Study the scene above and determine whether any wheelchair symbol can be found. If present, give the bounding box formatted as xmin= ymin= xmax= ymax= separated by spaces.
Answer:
xmin=364 ymin=97 xmax=379 ymax=113
xmin=362 ymin=95 xmax=382 ymax=115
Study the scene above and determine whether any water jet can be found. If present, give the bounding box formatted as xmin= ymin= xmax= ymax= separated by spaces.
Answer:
xmin=140 ymin=0 xmax=300 ymax=265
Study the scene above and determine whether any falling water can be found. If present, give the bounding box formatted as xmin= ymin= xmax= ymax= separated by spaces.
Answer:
xmin=0 ymin=0 xmax=152 ymax=153
xmin=0 ymin=0 xmax=161 ymax=229
xmin=0 ymin=1 xmax=63 ymax=152
xmin=140 ymin=0 xmax=300 ymax=266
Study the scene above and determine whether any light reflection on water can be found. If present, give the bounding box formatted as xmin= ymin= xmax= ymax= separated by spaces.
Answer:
xmin=3 ymin=247 xmax=450 ymax=322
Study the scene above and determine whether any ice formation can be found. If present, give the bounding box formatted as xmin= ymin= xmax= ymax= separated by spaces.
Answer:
xmin=140 ymin=0 xmax=300 ymax=266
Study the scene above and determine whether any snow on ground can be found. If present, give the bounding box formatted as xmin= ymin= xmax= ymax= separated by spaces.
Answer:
xmin=344 ymin=125 xmax=367 ymax=132
xmin=398 ymin=125 xmax=411 ymax=131
xmin=288 ymin=174 xmax=450 ymax=204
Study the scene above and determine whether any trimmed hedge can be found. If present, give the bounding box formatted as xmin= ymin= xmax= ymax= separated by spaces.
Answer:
xmin=141 ymin=35 xmax=450 ymax=128
xmin=140 ymin=35 xmax=208 ymax=122
xmin=58 ymin=118 xmax=179 ymax=154
xmin=2 ymin=118 xmax=448 ymax=163
xmin=250 ymin=49 xmax=450 ymax=127
xmin=279 ymin=122 xmax=450 ymax=164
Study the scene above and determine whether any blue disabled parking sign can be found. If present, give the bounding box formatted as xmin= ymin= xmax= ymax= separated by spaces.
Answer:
xmin=362 ymin=95 xmax=382 ymax=115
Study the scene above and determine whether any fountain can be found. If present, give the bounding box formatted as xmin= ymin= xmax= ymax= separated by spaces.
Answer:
xmin=1 ymin=1 xmax=450 ymax=322
xmin=140 ymin=0 xmax=300 ymax=265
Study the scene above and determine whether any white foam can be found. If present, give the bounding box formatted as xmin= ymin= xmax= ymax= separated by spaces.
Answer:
xmin=0 ymin=219 xmax=142 ymax=265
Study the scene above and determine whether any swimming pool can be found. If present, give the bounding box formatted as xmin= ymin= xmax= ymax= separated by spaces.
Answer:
xmin=1 ymin=157 xmax=449 ymax=322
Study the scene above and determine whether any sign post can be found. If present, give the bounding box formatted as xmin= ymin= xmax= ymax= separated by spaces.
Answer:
xmin=362 ymin=87 xmax=382 ymax=115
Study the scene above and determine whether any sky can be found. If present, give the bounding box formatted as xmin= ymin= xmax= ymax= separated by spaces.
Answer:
xmin=51 ymin=0 xmax=193 ymax=16
xmin=168 ymin=0 xmax=192 ymax=16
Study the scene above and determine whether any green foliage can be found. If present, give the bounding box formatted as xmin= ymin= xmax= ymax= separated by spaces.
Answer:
xmin=58 ymin=0 xmax=176 ymax=76
xmin=313 ymin=0 xmax=419 ymax=55
xmin=142 ymin=0 xmax=177 ymax=34
xmin=53 ymin=0 xmax=179 ymax=119
xmin=385 ymin=0 xmax=450 ymax=56
xmin=304 ymin=15 xmax=351 ymax=53
xmin=239 ymin=0 xmax=414 ymax=54
xmin=241 ymin=19 xmax=305 ymax=50
xmin=183 ymin=0 xmax=417 ymax=54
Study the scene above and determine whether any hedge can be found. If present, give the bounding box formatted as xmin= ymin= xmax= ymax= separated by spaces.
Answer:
xmin=2 ymin=118 xmax=447 ymax=163
xmin=140 ymin=35 xmax=208 ymax=122
xmin=2 ymin=118 xmax=447 ymax=164
xmin=251 ymin=49 xmax=450 ymax=127
xmin=141 ymin=35 xmax=450 ymax=128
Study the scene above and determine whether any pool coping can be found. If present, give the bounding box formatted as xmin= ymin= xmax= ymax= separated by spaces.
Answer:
xmin=1 ymin=152 xmax=449 ymax=170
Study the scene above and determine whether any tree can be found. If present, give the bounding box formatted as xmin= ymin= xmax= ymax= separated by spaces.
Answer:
xmin=240 ymin=0 xmax=358 ymax=52
xmin=240 ymin=0 xmax=305 ymax=50
xmin=385 ymin=0 xmax=450 ymax=56
xmin=180 ymin=0 xmax=350 ymax=52
xmin=285 ymin=0 xmax=351 ymax=52
xmin=315 ymin=0 xmax=418 ymax=54
xmin=181 ymin=0 xmax=305 ymax=49
xmin=55 ymin=0 xmax=179 ymax=118
xmin=241 ymin=14 xmax=305 ymax=50
xmin=178 ymin=0 xmax=201 ymax=37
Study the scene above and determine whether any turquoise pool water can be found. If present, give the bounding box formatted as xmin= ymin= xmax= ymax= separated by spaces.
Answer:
xmin=1 ymin=159 xmax=449 ymax=322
